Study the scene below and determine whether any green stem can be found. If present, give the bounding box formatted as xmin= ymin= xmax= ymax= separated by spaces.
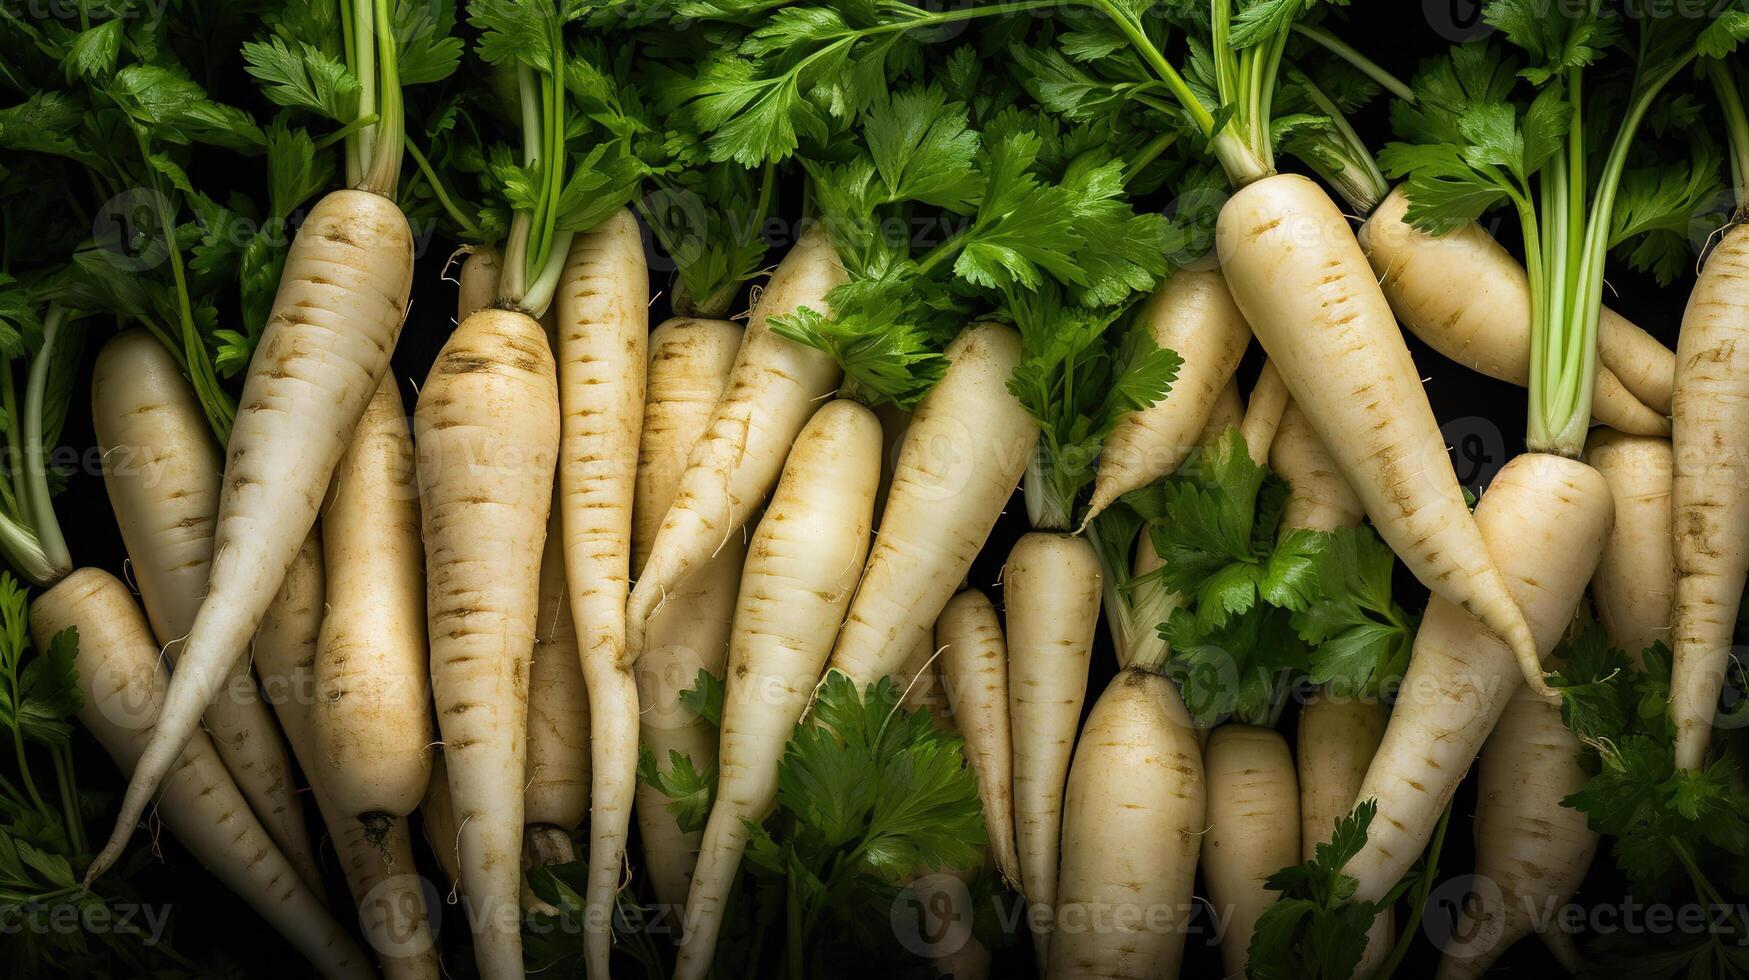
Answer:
xmin=313 ymin=112 xmax=380 ymax=153
xmin=1291 ymin=24 xmax=1416 ymax=102
xmin=143 ymin=149 xmax=235 ymax=444
xmin=0 ymin=368 xmax=27 ymax=530
xmin=7 ymin=710 xmax=51 ymax=827
xmin=348 ymin=0 xmax=376 ymax=188
xmin=1086 ymin=0 xmax=1269 ymax=185
xmin=403 ymin=137 xmax=481 ymax=239
xmin=520 ymin=229 xmax=576 ymax=321
xmin=52 ymin=746 xmax=82 ymax=855
xmin=915 ymin=222 xmax=972 ymax=277
xmin=1535 ymin=56 xmax=1690 ymax=456
xmin=1124 ymin=131 xmax=1178 ymax=186
xmin=1375 ymin=802 xmax=1453 ymax=980
xmin=339 ymin=0 xmax=363 ymax=184
xmin=1088 ymin=0 xmax=1215 ymax=139
xmin=1709 ymin=60 xmax=1749 ymax=211
xmin=20 ymin=308 xmax=70 ymax=585
xmin=359 ymin=0 xmax=403 ymax=197
xmin=1285 ymin=64 xmax=1389 ymax=213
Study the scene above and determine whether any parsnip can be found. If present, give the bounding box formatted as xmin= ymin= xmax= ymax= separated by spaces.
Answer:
xmin=91 ymin=331 xmax=319 ymax=888
xmin=1344 ymin=454 xmax=1612 ymax=903
xmin=1202 ymin=724 xmax=1299 ymax=976
xmin=829 ymin=322 xmax=1039 ymax=685
xmin=315 ymin=376 xmax=432 ymax=834
xmin=632 ymin=316 xmax=743 ymax=910
xmin=1005 ymin=531 xmax=1101 ymax=961
xmin=935 ymin=589 xmax=1021 ymax=888
xmin=1585 ymin=428 xmax=1675 ymax=661
xmin=673 ymin=400 xmax=882 ymax=980
xmin=97 ymin=189 xmax=413 ymax=880
xmin=1218 ymin=173 xmax=1546 ymax=697
xmin=416 ymin=308 xmax=560 ymax=979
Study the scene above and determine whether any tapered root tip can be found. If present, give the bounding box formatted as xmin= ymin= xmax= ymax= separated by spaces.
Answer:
xmin=1081 ymin=487 xmax=1115 ymax=531
xmin=84 ymin=836 xmax=127 ymax=887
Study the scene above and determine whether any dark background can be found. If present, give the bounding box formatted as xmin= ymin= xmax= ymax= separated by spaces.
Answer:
xmin=40 ymin=0 xmax=1698 ymax=976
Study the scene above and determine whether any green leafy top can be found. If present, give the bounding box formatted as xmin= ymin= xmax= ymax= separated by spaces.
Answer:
xmin=1380 ymin=5 xmax=1749 ymax=456
xmin=1100 ymin=430 xmax=1414 ymax=725
xmin=641 ymin=669 xmax=985 ymax=974
xmin=1008 ymin=283 xmax=1179 ymax=529
xmin=245 ymin=0 xmax=461 ymax=196
xmin=1549 ymin=625 xmax=1749 ymax=973
xmin=769 ymin=85 xmax=1171 ymax=414
xmin=1247 ymin=800 xmax=1383 ymax=980
xmin=2 ymin=2 xmax=277 ymax=442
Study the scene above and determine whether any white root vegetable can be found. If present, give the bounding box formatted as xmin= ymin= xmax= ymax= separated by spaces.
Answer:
xmin=524 ymin=504 xmax=589 ymax=879
xmin=935 ymin=589 xmax=1021 ymax=888
xmin=1344 ymin=453 xmax=1613 ymax=903
xmin=456 ymin=248 xmax=501 ymax=323
xmin=895 ymin=627 xmax=951 ymax=721
xmin=315 ymin=376 xmax=432 ymax=832
xmin=1048 ymin=668 xmax=1205 ymax=979
xmin=828 ymin=322 xmax=1038 ymax=685
xmin=674 ymin=400 xmax=882 ymax=980
xmin=1084 ymin=268 xmax=1251 ymax=521
xmin=1670 ymin=223 xmax=1749 ymax=769
xmin=552 ymin=212 xmax=648 ymax=976
xmin=1217 ymin=173 xmax=1547 ymax=697
xmin=36 ymin=568 xmax=372 ymax=980
xmin=1205 ymin=379 xmax=1244 ymax=440
xmin=90 ymin=331 xmax=319 ymax=889
xmin=1238 ymin=360 xmax=1288 ymax=465
xmin=1202 ymin=724 xmax=1299 ymax=977
xmin=252 ymin=533 xmax=440 ymax=980
xmin=632 ymin=316 xmax=744 ymax=910
xmin=1272 ymin=400 xmax=1364 ymax=533
xmin=1296 ymin=693 xmax=1393 ymax=978
xmin=1004 ymin=531 xmax=1101 ymax=962
xmin=1585 ymin=428 xmax=1675 ymax=661
xmin=1434 ymin=685 xmax=1597 ymax=980
xmin=97 ymin=189 xmax=413 ymax=880
xmin=421 ymin=753 xmax=463 ymax=891
xmin=417 ymin=308 xmax=559 ymax=980
xmin=1358 ymin=185 xmax=1673 ymax=433
xmin=625 ymin=228 xmax=846 ymax=662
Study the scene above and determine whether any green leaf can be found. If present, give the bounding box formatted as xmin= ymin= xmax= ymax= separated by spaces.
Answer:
xmin=396 ymin=0 xmax=463 ymax=84
xmin=636 ymin=747 xmax=716 ymax=834
xmin=470 ymin=0 xmax=563 ymax=73
xmin=1609 ymin=135 xmax=1726 ymax=286
xmin=1247 ymin=800 xmax=1382 ymax=980
xmin=769 ymin=297 xmax=946 ymax=409
xmin=1290 ymin=526 xmax=1415 ymax=698
xmin=62 ymin=19 xmax=124 ymax=82
xmin=864 ymin=87 xmax=981 ymax=214
xmin=0 ymin=92 xmax=97 ymax=162
xmin=108 ymin=64 xmax=267 ymax=152
xmin=1483 ymin=0 xmax=1618 ymax=85
xmin=679 ymin=669 xmax=725 ymax=729
xmin=243 ymin=36 xmax=361 ymax=122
